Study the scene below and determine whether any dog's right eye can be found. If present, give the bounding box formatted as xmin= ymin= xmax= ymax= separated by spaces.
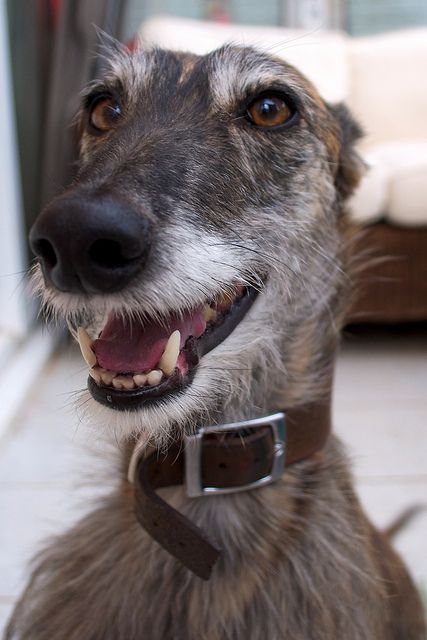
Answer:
xmin=246 ymin=93 xmax=295 ymax=129
xmin=88 ymin=96 xmax=122 ymax=134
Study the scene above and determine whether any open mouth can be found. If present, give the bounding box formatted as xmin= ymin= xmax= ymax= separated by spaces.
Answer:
xmin=76 ymin=284 xmax=259 ymax=411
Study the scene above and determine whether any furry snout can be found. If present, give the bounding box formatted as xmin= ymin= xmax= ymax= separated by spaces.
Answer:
xmin=29 ymin=43 xmax=364 ymax=442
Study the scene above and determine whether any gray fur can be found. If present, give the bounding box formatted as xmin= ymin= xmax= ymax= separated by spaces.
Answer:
xmin=7 ymin=44 xmax=425 ymax=639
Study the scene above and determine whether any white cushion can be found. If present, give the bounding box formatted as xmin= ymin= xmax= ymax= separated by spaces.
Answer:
xmin=140 ymin=17 xmax=349 ymax=103
xmin=348 ymin=29 xmax=427 ymax=148
xmin=349 ymin=141 xmax=427 ymax=226
xmin=387 ymin=143 xmax=427 ymax=226
xmin=348 ymin=156 xmax=387 ymax=225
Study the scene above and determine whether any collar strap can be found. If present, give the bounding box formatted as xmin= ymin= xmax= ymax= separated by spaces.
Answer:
xmin=133 ymin=398 xmax=331 ymax=580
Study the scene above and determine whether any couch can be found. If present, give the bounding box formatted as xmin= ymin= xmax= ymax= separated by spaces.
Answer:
xmin=139 ymin=18 xmax=427 ymax=323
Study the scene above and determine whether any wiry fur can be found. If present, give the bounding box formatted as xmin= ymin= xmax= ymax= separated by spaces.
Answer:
xmin=6 ymin=44 xmax=425 ymax=639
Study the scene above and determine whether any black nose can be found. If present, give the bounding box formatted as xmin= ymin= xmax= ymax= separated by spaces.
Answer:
xmin=30 ymin=193 xmax=150 ymax=294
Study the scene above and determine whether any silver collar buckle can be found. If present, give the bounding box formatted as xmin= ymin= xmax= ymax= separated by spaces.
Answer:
xmin=184 ymin=412 xmax=286 ymax=498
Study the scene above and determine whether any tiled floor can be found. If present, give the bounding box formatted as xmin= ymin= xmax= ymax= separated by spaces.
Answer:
xmin=0 ymin=328 xmax=426 ymax=633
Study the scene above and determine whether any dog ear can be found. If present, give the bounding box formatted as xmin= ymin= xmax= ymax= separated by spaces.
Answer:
xmin=329 ymin=103 xmax=366 ymax=201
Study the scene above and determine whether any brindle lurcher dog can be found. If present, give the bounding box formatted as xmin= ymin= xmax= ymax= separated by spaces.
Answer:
xmin=6 ymin=42 xmax=425 ymax=639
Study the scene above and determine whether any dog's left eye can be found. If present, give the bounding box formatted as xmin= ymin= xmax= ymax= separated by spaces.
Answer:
xmin=246 ymin=94 xmax=293 ymax=129
xmin=88 ymin=96 xmax=122 ymax=133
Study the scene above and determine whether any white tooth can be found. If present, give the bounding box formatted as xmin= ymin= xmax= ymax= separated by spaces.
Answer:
xmin=203 ymin=305 xmax=217 ymax=323
xmin=112 ymin=377 xmax=124 ymax=390
xmin=159 ymin=330 xmax=180 ymax=375
xmin=100 ymin=369 xmax=116 ymax=386
xmin=147 ymin=369 xmax=163 ymax=386
xmin=133 ymin=373 xmax=147 ymax=387
xmin=77 ymin=327 xmax=96 ymax=368
xmin=89 ymin=366 xmax=102 ymax=384
xmin=122 ymin=377 xmax=136 ymax=390
xmin=112 ymin=375 xmax=135 ymax=390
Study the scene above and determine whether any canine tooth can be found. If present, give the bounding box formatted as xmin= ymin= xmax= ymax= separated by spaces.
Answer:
xmin=100 ymin=369 xmax=116 ymax=386
xmin=77 ymin=327 xmax=96 ymax=368
xmin=89 ymin=367 xmax=102 ymax=384
xmin=159 ymin=330 xmax=180 ymax=375
xmin=203 ymin=305 xmax=217 ymax=322
xmin=133 ymin=374 xmax=147 ymax=387
xmin=66 ymin=320 xmax=78 ymax=341
xmin=112 ymin=375 xmax=135 ymax=390
xmin=147 ymin=369 xmax=163 ymax=386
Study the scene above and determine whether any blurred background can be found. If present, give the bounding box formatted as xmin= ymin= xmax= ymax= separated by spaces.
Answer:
xmin=0 ymin=0 xmax=426 ymax=631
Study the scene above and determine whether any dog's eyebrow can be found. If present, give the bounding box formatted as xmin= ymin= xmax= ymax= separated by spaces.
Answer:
xmin=208 ymin=46 xmax=303 ymax=110
xmin=81 ymin=82 xmax=114 ymax=109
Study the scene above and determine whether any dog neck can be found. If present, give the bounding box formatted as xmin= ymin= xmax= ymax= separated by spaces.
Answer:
xmin=128 ymin=387 xmax=332 ymax=580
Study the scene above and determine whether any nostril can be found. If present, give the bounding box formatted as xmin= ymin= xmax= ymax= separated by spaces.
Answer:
xmin=89 ymin=238 xmax=136 ymax=269
xmin=30 ymin=195 xmax=150 ymax=293
xmin=33 ymin=238 xmax=58 ymax=269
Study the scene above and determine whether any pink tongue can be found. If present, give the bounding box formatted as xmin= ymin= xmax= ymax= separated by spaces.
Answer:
xmin=93 ymin=309 xmax=206 ymax=374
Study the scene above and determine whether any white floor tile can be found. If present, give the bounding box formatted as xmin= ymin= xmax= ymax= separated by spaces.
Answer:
xmin=334 ymin=404 xmax=427 ymax=478
xmin=0 ymin=487 xmax=74 ymax=596
xmin=0 ymin=345 xmax=107 ymax=487
xmin=0 ymin=601 xmax=15 ymax=639
xmin=334 ymin=330 xmax=427 ymax=478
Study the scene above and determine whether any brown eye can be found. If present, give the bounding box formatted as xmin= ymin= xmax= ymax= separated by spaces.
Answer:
xmin=247 ymin=94 xmax=293 ymax=128
xmin=89 ymin=96 xmax=121 ymax=133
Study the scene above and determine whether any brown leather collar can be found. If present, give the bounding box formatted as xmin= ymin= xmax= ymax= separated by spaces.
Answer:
xmin=133 ymin=398 xmax=331 ymax=580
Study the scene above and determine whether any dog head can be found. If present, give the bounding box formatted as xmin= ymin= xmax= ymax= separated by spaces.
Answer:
xmin=30 ymin=44 xmax=363 ymax=444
